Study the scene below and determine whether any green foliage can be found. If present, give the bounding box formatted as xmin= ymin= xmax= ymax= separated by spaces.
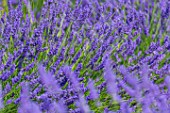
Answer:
xmin=0 ymin=103 xmax=18 ymax=113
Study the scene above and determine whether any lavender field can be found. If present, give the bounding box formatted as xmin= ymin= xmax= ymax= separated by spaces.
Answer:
xmin=0 ymin=0 xmax=170 ymax=113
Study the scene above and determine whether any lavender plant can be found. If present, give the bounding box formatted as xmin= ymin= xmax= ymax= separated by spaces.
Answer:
xmin=0 ymin=0 xmax=170 ymax=113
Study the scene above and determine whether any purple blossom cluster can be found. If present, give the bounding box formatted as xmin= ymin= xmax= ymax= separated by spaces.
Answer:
xmin=0 ymin=0 xmax=170 ymax=113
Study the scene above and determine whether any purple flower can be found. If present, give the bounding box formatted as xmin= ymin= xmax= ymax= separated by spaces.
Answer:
xmin=4 ymin=83 xmax=11 ymax=95
xmin=72 ymin=50 xmax=81 ymax=64
xmin=14 ymin=97 xmax=21 ymax=104
xmin=119 ymin=80 xmax=136 ymax=97
xmin=0 ymin=83 xmax=4 ymax=109
xmin=49 ymin=99 xmax=67 ymax=113
xmin=18 ymin=82 xmax=42 ymax=113
xmin=164 ymin=76 xmax=170 ymax=94
xmin=6 ymin=99 xmax=13 ymax=105
xmin=104 ymin=58 xmax=121 ymax=102
xmin=140 ymin=63 xmax=151 ymax=88
xmin=119 ymin=65 xmax=138 ymax=89
xmin=120 ymin=101 xmax=132 ymax=113
xmin=23 ymin=62 xmax=35 ymax=72
xmin=38 ymin=64 xmax=62 ymax=94
xmin=88 ymin=79 xmax=99 ymax=100
xmin=63 ymin=66 xmax=80 ymax=92
xmin=75 ymin=93 xmax=91 ymax=113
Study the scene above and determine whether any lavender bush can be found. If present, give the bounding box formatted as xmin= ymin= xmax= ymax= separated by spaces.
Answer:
xmin=0 ymin=0 xmax=170 ymax=113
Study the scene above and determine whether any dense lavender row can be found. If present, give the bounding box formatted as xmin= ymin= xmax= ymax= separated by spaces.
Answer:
xmin=0 ymin=0 xmax=170 ymax=113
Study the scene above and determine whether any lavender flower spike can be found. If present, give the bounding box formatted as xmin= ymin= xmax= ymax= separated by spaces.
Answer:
xmin=0 ymin=83 xmax=4 ymax=109
xmin=38 ymin=64 xmax=62 ymax=94
xmin=49 ymin=99 xmax=67 ymax=113
xmin=88 ymin=79 xmax=99 ymax=100
xmin=76 ymin=93 xmax=91 ymax=113
xmin=18 ymin=82 xmax=42 ymax=113
xmin=104 ymin=58 xmax=121 ymax=102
